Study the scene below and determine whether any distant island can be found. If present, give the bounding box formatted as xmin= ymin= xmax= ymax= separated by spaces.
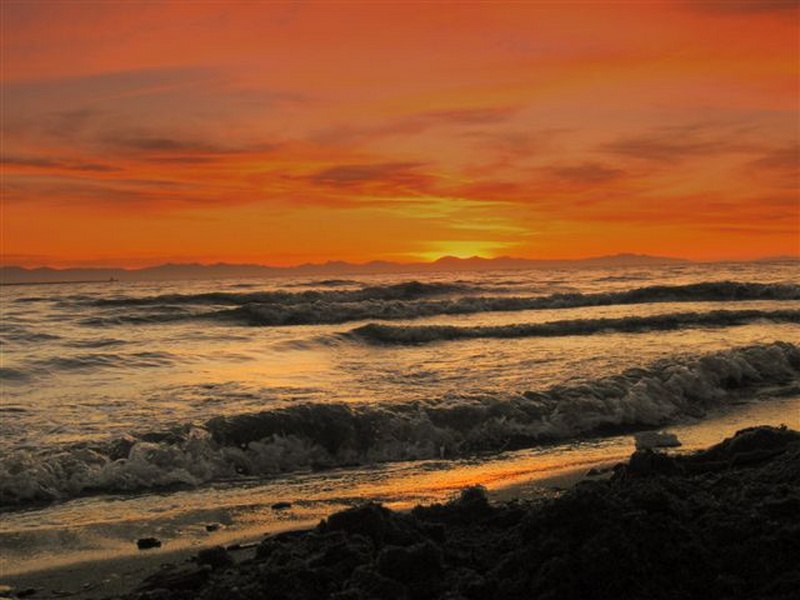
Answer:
xmin=0 ymin=253 xmax=794 ymax=284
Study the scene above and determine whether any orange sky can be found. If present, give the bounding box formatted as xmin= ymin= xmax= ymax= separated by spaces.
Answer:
xmin=2 ymin=0 xmax=798 ymax=267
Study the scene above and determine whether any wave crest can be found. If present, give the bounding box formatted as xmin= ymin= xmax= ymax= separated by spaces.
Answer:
xmin=93 ymin=281 xmax=472 ymax=308
xmin=83 ymin=281 xmax=800 ymax=328
xmin=1 ymin=342 xmax=797 ymax=506
xmin=346 ymin=309 xmax=800 ymax=345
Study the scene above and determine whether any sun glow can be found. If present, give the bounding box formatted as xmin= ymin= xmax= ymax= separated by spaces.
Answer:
xmin=413 ymin=240 xmax=519 ymax=263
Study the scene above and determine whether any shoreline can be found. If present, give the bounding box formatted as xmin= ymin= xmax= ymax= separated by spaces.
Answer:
xmin=122 ymin=425 xmax=800 ymax=599
xmin=5 ymin=424 xmax=794 ymax=599
xmin=4 ymin=391 xmax=799 ymax=597
xmin=0 ymin=461 xmax=610 ymax=599
xmin=3 ymin=391 xmax=798 ymax=598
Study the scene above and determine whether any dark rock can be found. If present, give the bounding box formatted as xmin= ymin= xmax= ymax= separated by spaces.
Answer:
xmin=320 ymin=502 xmax=423 ymax=547
xmin=205 ymin=523 xmax=221 ymax=532
xmin=760 ymin=495 xmax=800 ymax=519
xmin=121 ymin=426 xmax=800 ymax=600
xmin=134 ymin=590 xmax=171 ymax=600
xmin=0 ymin=589 xmax=36 ymax=599
xmin=107 ymin=436 xmax=136 ymax=460
xmin=273 ymin=529 xmax=309 ymax=542
xmin=587 ymin=465 xmax=613 ymax=477
xmin=412 ymin=486 xmax=494 ymax=525
xmin=256 ymin=529 xmax=312 ymax=559
xmin=326 ymin=503 xmax=391 ymax=544
xmin=196 ymin=546 xmax=234 ymax=569
xmin=376 ymin=540 xmax=444 ymax=583
xmin=136 ymin=537 xmax=162 ymax=550
xmin=136 ymin=565 xmax=210 ymax=593
xmin=448 ymin=567 xmax=494 ymax=600
xmin=307 ymin=532 xmax=373 ymax=580
xmin=688 ymin=425 xmax=800 ymax=466
xmin=623 ymin=449 xmax=681 ymax=477
xmin=342 ymin=564 xmax=407 ymax=600
xmin=731 ymin=447 xmax=788 ymax=467
xmin=419 ymin=521 xmax=446 ymax=544
xmin=452 ymin=485 xmax=491 ymax=515
xmin=271 ymin=501 xmax=292 ymax=510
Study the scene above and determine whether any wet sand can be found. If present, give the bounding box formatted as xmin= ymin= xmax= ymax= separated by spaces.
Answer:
xmin=0 ymin=462 xmax=607 ymax=599
xmin=103 ymin=425 xmax=796 ymax=600
xmin=4 ymin=418 xmax=799 ymax=599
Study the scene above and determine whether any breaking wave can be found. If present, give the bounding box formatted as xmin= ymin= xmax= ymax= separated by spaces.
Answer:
xmin=346 ymin=309 xmax=800 ymax=345
xmin=2 ymin=342 xmax=797 ymax=506
xmin=92 ymin=281 xmax=473 ymax=307
xmin=285 ymin=279 xmax=362 ymax=288
xmin=82 ymin=281 xmax=800 ymax=328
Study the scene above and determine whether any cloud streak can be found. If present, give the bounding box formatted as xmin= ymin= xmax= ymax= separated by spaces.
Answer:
xmin=542 ymin=162 xmax=626 ymax=184
xmin=687 ymin=1 xmax=799 ymax=15
xmin=305 ymin=162 xmax=430 ymax=188
xmin=2 ymin=155 xmax=119 ymax=173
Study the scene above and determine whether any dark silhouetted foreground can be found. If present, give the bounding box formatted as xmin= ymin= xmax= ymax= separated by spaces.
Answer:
xmin=125 ymin=426 xmax=799 ymax=600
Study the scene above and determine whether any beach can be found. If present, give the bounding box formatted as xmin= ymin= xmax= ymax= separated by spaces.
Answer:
xmin=4 ymin=424 xmax=798 ymax=599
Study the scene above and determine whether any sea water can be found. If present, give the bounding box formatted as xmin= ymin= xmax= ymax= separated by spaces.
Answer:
xmin=1 ymin=261 xmax=798 ymax=575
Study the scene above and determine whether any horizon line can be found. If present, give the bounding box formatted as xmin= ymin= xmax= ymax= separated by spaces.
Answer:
xmin=3 ymin=252 xmax=799 ymax=272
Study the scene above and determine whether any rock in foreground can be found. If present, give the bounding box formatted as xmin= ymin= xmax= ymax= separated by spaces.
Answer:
xmin=125 ymin=425 xmax=800 ymax=600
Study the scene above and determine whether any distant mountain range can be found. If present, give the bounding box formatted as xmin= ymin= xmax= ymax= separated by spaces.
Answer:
xmin=0 ymin=253 xmax=791 ymax=284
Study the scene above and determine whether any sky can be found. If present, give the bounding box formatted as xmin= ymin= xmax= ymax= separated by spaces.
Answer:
xmin=1 ymin=0 xmax=798 ymax=267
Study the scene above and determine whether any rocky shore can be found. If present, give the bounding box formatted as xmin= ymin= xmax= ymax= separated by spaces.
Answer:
xmin=100 ymin=425 xmax=800 ymax=600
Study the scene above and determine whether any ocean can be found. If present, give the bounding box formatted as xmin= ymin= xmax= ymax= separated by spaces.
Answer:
xmin=1 ymin=261 xmax=799 ymax=576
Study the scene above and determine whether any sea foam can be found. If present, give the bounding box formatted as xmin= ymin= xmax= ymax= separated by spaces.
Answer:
xmin=1 ymin=341 xmax=797 ymax=505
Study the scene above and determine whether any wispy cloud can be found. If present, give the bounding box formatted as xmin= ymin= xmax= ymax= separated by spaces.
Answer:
xmin=747 ymin=145 xmax=798 ymax=171
xmin=599 ymin=120 xmax=764 ymax=163
xmin=744 ymin=146 xmax=799 ymax=189
xmin=542 ymin=162 xmax=626 ymax=184
xmin=601 ymin=133 xmax=718 ymax=163
xmin=2 ymin=155 xmax=120 ymax=173
xmin=313 ymin=106 xmax=519 ymax=145
xmin=305 ymin=162 xmax=429 ymax=188
xmin=686 ymin=1 xmax=798 ymax=15
xmin=99 ymin=130 xmax=279 ymax=156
